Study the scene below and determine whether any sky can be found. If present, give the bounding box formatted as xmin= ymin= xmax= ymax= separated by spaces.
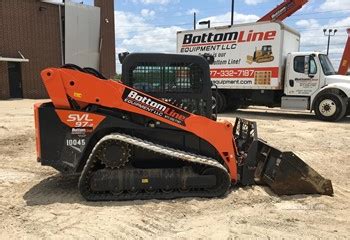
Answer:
xmin=75 ymin=0 xmax=350 ymax=73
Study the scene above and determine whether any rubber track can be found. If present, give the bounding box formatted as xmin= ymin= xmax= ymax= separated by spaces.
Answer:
xmin=78 ymin=133 xmax=231 ymax=201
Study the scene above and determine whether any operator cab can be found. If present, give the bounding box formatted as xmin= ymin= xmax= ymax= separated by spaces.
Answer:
xmin=119 ymin=53 xmax=214 ymax=119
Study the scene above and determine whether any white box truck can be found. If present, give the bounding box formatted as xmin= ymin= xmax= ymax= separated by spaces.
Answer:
xmin=177 ymin=21 xmax=350 ymax=121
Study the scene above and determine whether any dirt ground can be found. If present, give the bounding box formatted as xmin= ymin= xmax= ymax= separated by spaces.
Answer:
xmin=0 ymin=99 xmax=349 ymax=239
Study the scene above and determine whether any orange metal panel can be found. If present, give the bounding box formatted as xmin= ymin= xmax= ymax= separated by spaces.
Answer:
xmin=41 ymin=68 xmax=239 ymax=182
xmin=34 ymin=102 xmax=43 ymax=160
xmin=258 ymin=0 xmax=308 ymax=22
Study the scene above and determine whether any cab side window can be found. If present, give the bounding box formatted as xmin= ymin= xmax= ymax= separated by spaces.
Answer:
xmin=293 ymin=56 xmax=305 ymax=73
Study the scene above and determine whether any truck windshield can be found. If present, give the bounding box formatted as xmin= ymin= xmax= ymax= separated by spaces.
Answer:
xmin=319 ymin=54 xmax=336 ymax=75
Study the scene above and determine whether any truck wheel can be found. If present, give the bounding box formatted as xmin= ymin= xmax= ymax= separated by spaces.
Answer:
xmin=213 ymin=91 xmax=227 ymax=113
xmin=212 ymin=96 xmax=217 ymax=112
xmin=212 ymin=92 xmax=223 ymax=113
xmin=218 ymin=91 xmax=227 ymax=112
xmin=314 ymin=93 xmax=347 ymax=122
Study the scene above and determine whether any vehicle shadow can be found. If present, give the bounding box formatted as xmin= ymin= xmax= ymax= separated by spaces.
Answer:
xmin=23 ymin=173 xmax=323 ymax=207
xmin=220 ymin=108 xmax=350 ymax=123
xmin=23 ymin=174 xmax=180 ymax=207
xmin=23 ymin=174 xmax=82 ymax=206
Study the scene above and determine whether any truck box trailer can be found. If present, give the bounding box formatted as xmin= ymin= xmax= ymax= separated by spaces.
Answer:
xmin=177 ymin=21 xmax=350 ymax=122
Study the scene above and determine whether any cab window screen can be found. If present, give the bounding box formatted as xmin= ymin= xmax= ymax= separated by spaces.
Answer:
xmin=130 ymin=64 xmax=203 ymax=93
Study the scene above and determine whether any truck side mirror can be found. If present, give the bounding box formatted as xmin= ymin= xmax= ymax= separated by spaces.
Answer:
xmin=304 ymin=55 xmax=310 ymax=75
xmin=201 ymin=53 xmax=215 ymax=64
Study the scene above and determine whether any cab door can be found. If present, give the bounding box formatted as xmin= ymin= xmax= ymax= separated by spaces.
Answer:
xmin=284 ymin=55 xmax=320 ymax=96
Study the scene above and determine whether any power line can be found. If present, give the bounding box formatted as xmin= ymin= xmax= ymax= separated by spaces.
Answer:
xmin=290 ymin=8 xmax=350 ymax=17
xmin=116 ymin=22 xmax=191 ymax=28
xmin=302 ymin=43 xmax=345 ymax=47
xmin=116 ymin=20 xmax=350 ymax=31
xmin=115 ymin=28 xmax=350 ymax=40
xmin=116 ymin=38 xmax=347 ymax=48
xmin=115 ymin=35 xmax=347 ymax=42
xmin=288 ymin=15 xmax=350 ymax=21
xmin=301 ymin=34 xmax=347 ymax=37
xmin=294 ymin=25 xmax=350 ymax=31
xmin=115 ymin=7 xmax=350 ymax=24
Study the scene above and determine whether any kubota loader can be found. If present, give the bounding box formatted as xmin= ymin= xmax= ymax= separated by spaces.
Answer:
xmin=34 ymin=53 xmax=333 ymax=201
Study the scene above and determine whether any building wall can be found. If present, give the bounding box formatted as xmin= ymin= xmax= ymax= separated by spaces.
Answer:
xmin=95 ymin=0 xmax=116 ymax=78
xmin=0 ymin=0 xmax=62 ymax=99
xmin=0 ymin=62 xmax=10 ymax=99
xmin=0 ymin=0 xmax=116 ymax=99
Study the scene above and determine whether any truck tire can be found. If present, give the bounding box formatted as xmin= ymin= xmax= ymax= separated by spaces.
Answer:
xmin=212 ymin=96 xmax=217 ymax=112
xmin=219 ymin=91 xmax=227 ymax=112
xmin=314 ymin=93 xmax=347 ymax=122
xmin=213 ymin=91 xmax=227 ymax=113
xmin=212 ymin=91 xmax=223 ymax=113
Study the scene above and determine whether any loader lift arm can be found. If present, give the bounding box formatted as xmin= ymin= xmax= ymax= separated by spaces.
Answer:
xmin=258 ymin=0 xmax=308 ymax=22
xmin=338 ymin=28 xmax=350 ymax=75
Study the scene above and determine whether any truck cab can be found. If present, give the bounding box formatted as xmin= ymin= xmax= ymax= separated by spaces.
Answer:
xmin=283 ymin=52 xmax=350 ymax=121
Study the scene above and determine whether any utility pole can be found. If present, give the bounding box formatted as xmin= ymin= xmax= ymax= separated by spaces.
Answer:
xmin=231 ymin=0 xmax=234 ymax=25
xmin=323 ymin=28 xmax=337 ymax=55
xmin=194 ymin=12 xmax=196 ymax=30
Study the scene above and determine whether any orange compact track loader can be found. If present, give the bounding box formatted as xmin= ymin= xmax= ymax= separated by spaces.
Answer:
xmin=34 ymin=53 xmax=333 ymax=201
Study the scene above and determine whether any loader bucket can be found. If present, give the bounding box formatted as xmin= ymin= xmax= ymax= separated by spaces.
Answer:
xmin=242 ymin=140 xmax=333 ymax=196
xmin=234 ymin=118 xmax=333 ymax=196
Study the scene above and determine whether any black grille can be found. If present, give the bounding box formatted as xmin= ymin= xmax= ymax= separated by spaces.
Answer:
xmin=130 ymin=64 xmax=203 ymax=93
